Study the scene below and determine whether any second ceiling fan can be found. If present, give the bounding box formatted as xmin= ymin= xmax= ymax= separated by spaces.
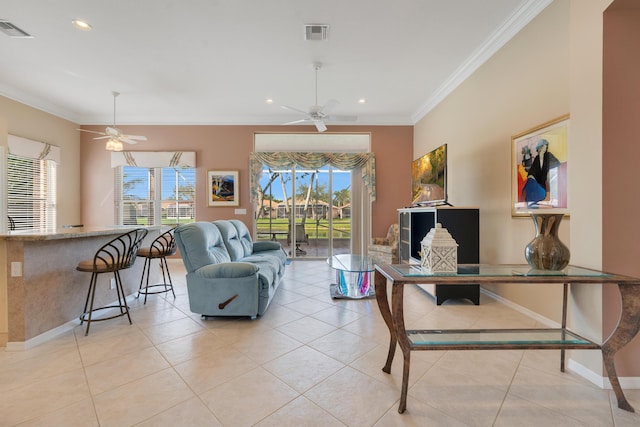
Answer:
xmin=78 ymin=91 xmax=148 ymax=151
xmin=281 ymin=62 xmax=357 ymax=132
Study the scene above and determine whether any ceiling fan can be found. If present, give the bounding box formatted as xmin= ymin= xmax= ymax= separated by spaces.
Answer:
xmin=281 ymin=62 xmax=357 ymax=132
xmin=78 ymin=91 xmax=147 ymax=151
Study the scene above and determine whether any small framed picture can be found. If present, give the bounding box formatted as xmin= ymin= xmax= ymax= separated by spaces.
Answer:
xmin=207 ymin=170 xmax=239 ymax=207
xmin=511 ymin=114 xmax=569 ymax=217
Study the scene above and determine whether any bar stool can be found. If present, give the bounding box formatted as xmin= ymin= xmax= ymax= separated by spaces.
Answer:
xmin=137 ymin=226 xmax=177 ymax=304
xmin=77 ymin=228 xmax=148 ymax=335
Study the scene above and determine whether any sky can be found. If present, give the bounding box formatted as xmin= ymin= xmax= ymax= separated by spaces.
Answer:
xmin=259 ymin=167 xmax=351 ymax=202
xmin=123 ymin=166 xmax=350 ymax=202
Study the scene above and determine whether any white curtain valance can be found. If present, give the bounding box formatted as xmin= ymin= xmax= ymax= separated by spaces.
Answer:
xmin=111 ymin=151 xmax=196 ymax=168
xmin=8 ymin=135 xmax=61 ymax=163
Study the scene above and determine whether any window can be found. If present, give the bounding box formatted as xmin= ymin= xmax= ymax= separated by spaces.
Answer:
xmin=115 ymin=166 xmax=196 ymax=226
xmin=7 ymin=154 xmax=57 ymax=231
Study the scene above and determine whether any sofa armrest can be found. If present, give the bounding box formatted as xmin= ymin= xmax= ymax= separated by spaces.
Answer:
xmin=195 ymin=262 xmax=259 ymax=279
xmin=252 ymin=241 xmax=282 ymax=252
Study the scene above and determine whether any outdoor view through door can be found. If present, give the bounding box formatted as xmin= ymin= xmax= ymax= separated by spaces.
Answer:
xmin=256 ymin=165 xmax=351 ymax=259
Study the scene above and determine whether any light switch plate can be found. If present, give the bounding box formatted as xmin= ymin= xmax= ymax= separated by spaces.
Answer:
xmin=11 ymin=261 xmax=22 ymax=277
xmin=234 ymin=208 xmax=247 ymax=215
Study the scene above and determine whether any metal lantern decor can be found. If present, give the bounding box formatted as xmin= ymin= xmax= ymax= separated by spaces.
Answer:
xmin=420 ymin=223 xmax=458 ymax=273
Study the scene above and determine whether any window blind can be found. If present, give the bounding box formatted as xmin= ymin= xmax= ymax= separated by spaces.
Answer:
xmin=7 ymin=154 xmax=57 ymax=231
xmin=115 ymin=165 xmax=196 ymax=226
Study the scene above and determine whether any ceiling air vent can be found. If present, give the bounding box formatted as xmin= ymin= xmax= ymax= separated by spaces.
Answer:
xmin=0 ymin=20 xmax=32 ymax=38
xmin=304 ymin=24 xmax=328 ymax=41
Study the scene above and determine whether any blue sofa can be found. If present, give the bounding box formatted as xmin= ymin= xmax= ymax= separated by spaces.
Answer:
xmin=174 ymin=219 xmax=286 ymax=319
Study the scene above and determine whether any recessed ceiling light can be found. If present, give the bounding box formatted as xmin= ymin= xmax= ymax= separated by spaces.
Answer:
xmin=265 ymin=99 xmax=274 ymax=104
xmin=358 ymin=99 xmax=367 ymax=104
xmin=72 ymin=19 xmax=92 ymax=31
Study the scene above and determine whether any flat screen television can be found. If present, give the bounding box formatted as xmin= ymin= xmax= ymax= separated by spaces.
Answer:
xmin=411 ymin=143 xmax=448 ymax=206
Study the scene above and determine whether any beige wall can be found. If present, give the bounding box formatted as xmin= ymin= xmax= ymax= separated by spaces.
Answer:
xmin=80 ymin=124 xmax=413 ymax=237
xmin=567 ymin=0 xmax=613 ymax=378
xmin=414 ymin=0 xmax=633 ymax=378
xmin=0 ymin=96 xmax=82 ymax=227
xmin=414 ymin=1 xmax=570 ymax=323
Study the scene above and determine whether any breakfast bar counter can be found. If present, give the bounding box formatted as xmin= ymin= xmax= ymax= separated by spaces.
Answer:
xmin=0 ymin=226 xmax=160 ymax=348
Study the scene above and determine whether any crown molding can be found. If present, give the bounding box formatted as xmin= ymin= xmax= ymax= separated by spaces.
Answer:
xmin=411 ymin=0 xmax=554 ymax=124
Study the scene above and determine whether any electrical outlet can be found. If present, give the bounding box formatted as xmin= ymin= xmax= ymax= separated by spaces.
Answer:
xmin=110 ymin=278 xmax=116 ymax=289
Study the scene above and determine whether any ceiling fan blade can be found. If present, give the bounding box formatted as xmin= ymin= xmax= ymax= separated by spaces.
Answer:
xmin=314 ymin=120 xmax=327 ymax=132
xmin=326 ymin=114 xmax=358 ymax=122
xmin=105 ymin=126 xmax=121 ymax=136
xmin=322 ymin=99 xmax=339 ymax=114
xmin=283 ymin=119 xmax=311 ymax=125
xmin=93 ymin=135 xmax=110 ymax=140
xmin=281 ymin=105 xmax=309 ymax=115
xmin=119 ymin=137 xmax=138 ymax=145
xmin=77 ymin=129 xmax=107 ymax=136
xmin=122 ymin=134 xmax=147 ymax=141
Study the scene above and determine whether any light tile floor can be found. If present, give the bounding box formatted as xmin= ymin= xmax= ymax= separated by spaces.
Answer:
xmin=1 ymin=259 xmax=639 ymax=426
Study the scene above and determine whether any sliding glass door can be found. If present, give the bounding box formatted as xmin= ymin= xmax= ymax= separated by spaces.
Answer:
xmin=256 ymin=165 xmax=351 ymax=259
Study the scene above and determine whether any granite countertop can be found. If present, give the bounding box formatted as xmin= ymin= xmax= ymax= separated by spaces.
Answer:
xmin=0 ymin=225 xmax=162 ymax=241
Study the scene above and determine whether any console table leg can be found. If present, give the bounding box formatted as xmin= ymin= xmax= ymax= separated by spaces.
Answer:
xmin=391 ymin=282 xmax=411 ymax=414
xmin=561 ymin=283 xmax=568 ymax=372
xmin=383 ymin=337 xmax=397 ymax=374
xmin=601 ymin=283 xmax=640 ymax=412
xmin=399 ymin=350 xmax=410 ymax=413
xmin=374 ymin=269 xmax=397 ymax=373
xmin=603 ymin=347 xmax=634 ymax=412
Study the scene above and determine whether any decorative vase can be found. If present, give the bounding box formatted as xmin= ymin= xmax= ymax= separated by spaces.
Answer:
xmin=525 ymin=213 xmax=570 ymax=270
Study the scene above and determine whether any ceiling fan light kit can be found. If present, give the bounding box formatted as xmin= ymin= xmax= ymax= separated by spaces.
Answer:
xmin=105 ymin=139 xmax=123 ymax=151
xmin=281 ymin=62 xmax=358 ymax=132
xmin=77 ymin=91 xmax=148 ymax=151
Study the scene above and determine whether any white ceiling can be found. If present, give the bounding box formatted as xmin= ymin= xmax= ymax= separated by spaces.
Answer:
xmin=0 ymin=0 xmax=551 ymax=127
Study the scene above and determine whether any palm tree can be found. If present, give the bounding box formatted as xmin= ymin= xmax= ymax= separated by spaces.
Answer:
xmin=333 ymin=188 xmax=350 ymax=207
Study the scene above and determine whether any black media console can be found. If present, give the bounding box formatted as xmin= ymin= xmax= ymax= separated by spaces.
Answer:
xmin=398 ymin=206 xmax=480 ymax=305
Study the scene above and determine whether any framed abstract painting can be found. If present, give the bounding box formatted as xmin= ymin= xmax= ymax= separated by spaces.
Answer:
xmin=511 ymin=114 xmax=569 ymax=217
xmin=207 ymin=170 xmax=239 ymax=206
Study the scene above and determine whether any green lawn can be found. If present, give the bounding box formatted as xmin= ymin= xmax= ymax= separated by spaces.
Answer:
xmin=256 ymin=218 xmax=351 ymax=239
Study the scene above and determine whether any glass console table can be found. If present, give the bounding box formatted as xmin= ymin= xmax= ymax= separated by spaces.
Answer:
xmin=373 ymin=263 xmax=640 ymax=414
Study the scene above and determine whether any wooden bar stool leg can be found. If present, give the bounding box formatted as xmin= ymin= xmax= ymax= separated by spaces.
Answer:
xmin=115 ymin=270 xmax=132 ymax=324
xmin=81 ymin=272 xmax=96 ymax=325
xmin=137 ymin=257 xmax=151 ymax=301
xmin=136 ymin=256 xmax=176 ymax=303
xmin=160 ymin=256 xmax=176 ymax=298
xmin=76 ymin=228 xmax=148 ymax=335
xmin=135 ymin=227 xmax=177 ymax=304
xmin=84 ymin=273 xmax=99 ymax=336
xmin=137 ymin=255 xmax=150 ymax=305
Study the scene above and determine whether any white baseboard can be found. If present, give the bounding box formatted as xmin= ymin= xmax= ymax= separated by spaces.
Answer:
xmin=567 ymin=358 xmax=640 ymax=389
xmin=480 ymin=288 xmax=560 ymax=328
xmin=6 ymin=319 xmax=78 ymax=351
xmin=481 ymin=288 xmax=640 ymax=389
xmin=5 ymin=294 xmax=138 ymax=351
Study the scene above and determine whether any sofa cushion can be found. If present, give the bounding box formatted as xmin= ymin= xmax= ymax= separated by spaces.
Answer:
xmin=248 ymin=258 xmax=279 ymax=295
xmin=195 ymin=262 xmax=259 ymax=279
xmin=252 ymin=241 xmax=282 ymax=252
xmin=213 ymin=220 xmax=246 ymax=261
xmin=229 ymin=219 xmax=254 ymax=257
xmin=175 ymin=222 xmax=231 ymax=272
